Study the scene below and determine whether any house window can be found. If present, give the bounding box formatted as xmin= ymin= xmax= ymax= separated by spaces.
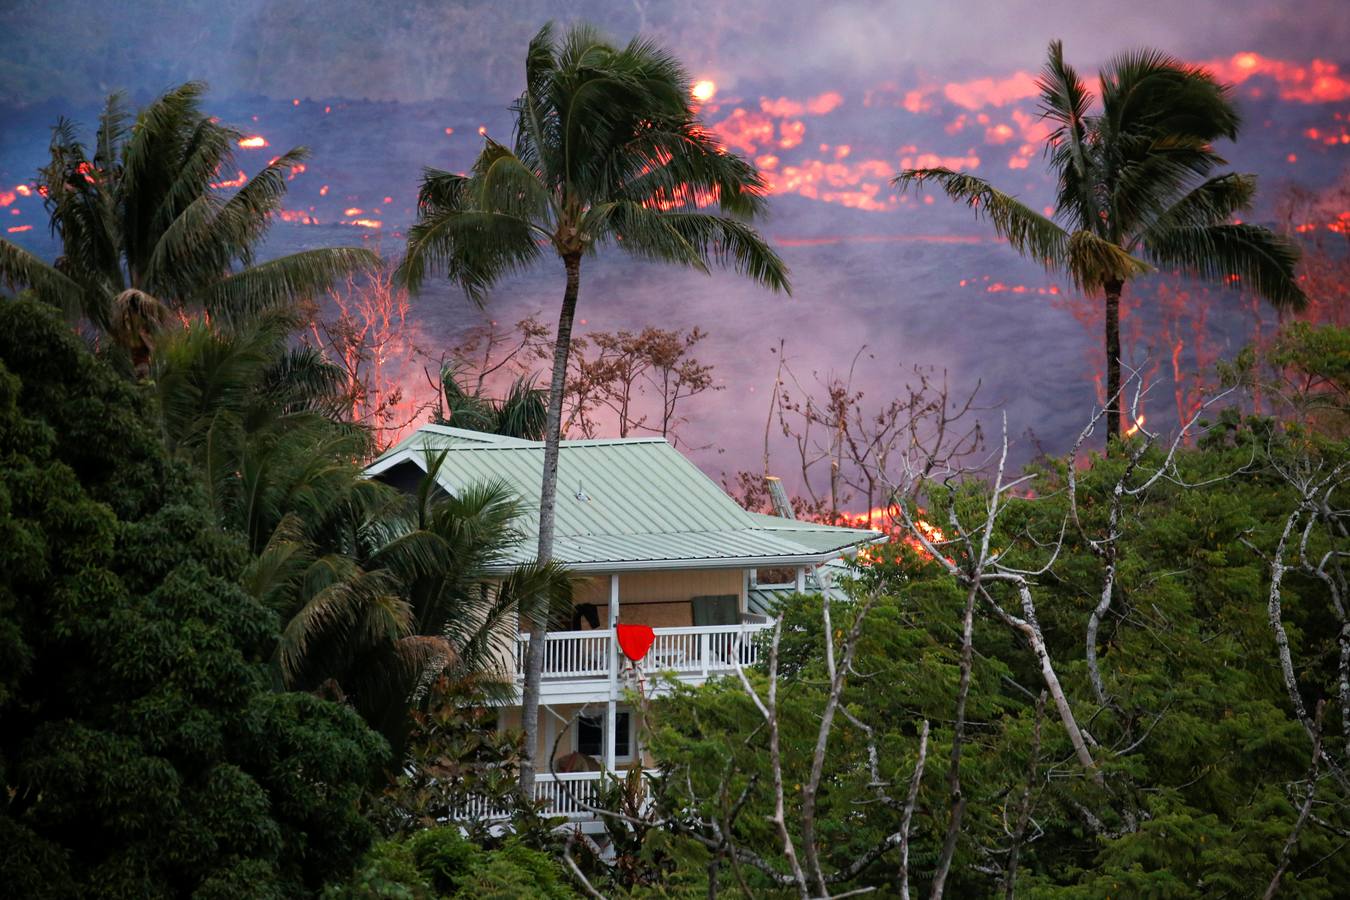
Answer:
xmin=575 ymin=709 xmax=632 ymax=761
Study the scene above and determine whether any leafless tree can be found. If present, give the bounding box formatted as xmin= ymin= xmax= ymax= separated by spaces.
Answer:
xmin=725 ymin=341 xmax=985 ymax=524
xmin=563 ymin=325 xmax=720 ymax=446
xmin=305 ymin=266 xmax=437 ymax=447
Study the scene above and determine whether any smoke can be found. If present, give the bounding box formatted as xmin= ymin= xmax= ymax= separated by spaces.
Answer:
xmin=3 ymin=0 xmax=1348 ymax=105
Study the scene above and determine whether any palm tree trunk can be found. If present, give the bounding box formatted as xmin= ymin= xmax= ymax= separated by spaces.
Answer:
xmin=1104 ymin=279 xmax=1124 ymax=444
xmin=519 ymin=251 xmax=581 ymax=800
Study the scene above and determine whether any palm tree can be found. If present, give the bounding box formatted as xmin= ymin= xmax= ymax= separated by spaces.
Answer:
xmin=895 ymin=41 xmax=1305 ymax=440
xmin=0 ymin=82 xmax=377 ymax=373
xmin=436 ymin=367 xmax=549 ymax=439
xmin=152 ymin=310 xmax=367 ymax=550
xmin=156 ymin=317 xmax=572 ymax=747
xmin=249 ymin=462 xmax=572 ymax=748
xmin=397 ymin=22 xmax=790 ymax=795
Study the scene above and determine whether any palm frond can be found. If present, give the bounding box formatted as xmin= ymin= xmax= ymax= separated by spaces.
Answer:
xmin=495 ymin=376 xmax=548 ymax=439
xmin=397 ymin=203 xmax=543 ymax=301
xmin=1100 ymin=48 xmax=1240 ymax=143
xmin=0 ymin=238 xmax=88 ymax=316
xmin=472 ymin=139 xmax=556 ymax=225
xmin=590 ymin=201 xmax=790 ymax=293
xmin=1143 ymin=223 xmax=1305 ymax=310
xmin=1066 ymin=230 xmax=1153 ymax=290
xmin=1038 ymin=39 xmax=1096 ymax=229
xmin=196 ymin=247 xmax=380 ymax=320
xmin=1136 ymin=172 xmax=1256 ymax=242
xmin=497 ymin=559 xmax=575 ymax=627
xmin=1109 ymin=134 xmax=1228 ymax=238
xmin=894 ymin=168 xmax=1070 ymax=266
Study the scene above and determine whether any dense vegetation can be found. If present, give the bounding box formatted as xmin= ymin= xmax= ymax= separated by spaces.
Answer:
xmin=2 ymin=22 xmax=1348 ymax=899
xmin=647 ymin=396 xmax=1350 ymax=895
xmin=0 ymin=300 xmax=386 ymax=897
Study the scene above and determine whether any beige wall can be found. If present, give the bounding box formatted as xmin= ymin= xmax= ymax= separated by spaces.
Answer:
xmin=499 ymin=701 xmax=654 ymax=770
xmin=572 ymin=568 xmax=746 ymax=628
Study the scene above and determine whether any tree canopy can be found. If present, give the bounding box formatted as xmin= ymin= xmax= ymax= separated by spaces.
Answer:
xmin=0 ymin=299 xmax=387 ymax=898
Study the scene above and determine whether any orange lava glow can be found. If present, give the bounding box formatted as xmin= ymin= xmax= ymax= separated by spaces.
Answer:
xmin=210 ymin=170 xmax=247 ymax=189
xmin=344 ymin=207 xmax=363 ymax=216
xmin=837 ymin=505 xmax=948 ymax=563
xmin=642 ymin=182 xmax=721 ymax=212
xmin=0 ymin=191 xmax=14 ymax=207
xmin=6 ymin=224 xmax=32 ymax=233
xmin=238 ymin=136 xmax=268 ymax=149
xmin=760 ymin=157 xmax=897 ymax=210
xmin=760 ymin=91 xmax=843 ymax=117
xmin=1124 ymin=414 xmax=1146 ymax=438
xmin=277 ymin=209 xmax=319 ymax=225
xmin=1207 ymin=52 xmax=1350 ymax=104
xmin=692 ymin=79 xmax=717 ymax=103
xmin=346 ymin=218 xmax=382 ymax=229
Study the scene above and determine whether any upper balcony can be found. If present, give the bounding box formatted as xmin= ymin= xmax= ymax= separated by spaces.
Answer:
xmin=515 ymin=619 xmax=771 ymax=703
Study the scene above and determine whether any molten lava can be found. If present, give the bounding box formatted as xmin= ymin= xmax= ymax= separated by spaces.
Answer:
xmin=238 ymin=136 xmax=268 ymax=149
xmin=210 ymin=170 xmax=247 ymax=189
xmin=691 ymin=79 xmax=717 ymax=103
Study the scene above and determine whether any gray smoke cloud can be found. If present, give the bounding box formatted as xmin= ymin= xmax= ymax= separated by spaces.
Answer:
xmin=3 ymin=0 xmax=1347 ymax=105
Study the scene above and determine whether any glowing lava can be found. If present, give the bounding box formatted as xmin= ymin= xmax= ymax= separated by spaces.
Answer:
xmin=692 ymin=79 xmax=717 ymax=103
xmin=238 ymin=136 xmax=268 ymax=149
xmin=210 ymin=170 xmax=247 ymax=189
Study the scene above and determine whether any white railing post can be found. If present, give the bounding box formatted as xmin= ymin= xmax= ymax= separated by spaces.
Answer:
xmin=700 ymin=631 xmax=710 ymax=677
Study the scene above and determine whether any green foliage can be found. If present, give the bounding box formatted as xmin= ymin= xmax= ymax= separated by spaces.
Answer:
xmin=644 ymin=370 xmax=1350 ymax=895
xmin=0 ymin=299 xmax=388 ymax=897
xmin=369 ymin=678 xmax=529 ymax=837
xmin=328 ymin=827 xmax=578 ymax=899
xmin=148 ymin=305 xmax=572 ymax=749
xmin=435 ymin=368 xmax=548 ymax=440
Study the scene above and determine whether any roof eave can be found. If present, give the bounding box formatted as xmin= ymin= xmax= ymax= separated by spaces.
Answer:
xmin=483 ymin=546 xmax=874 ymax=575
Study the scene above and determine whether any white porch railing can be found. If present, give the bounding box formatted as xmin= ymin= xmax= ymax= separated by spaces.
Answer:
xmin=450 ymin=771 xmax=651 ymax=822
xmin=516 ymin=622 xmax=771 ymax=682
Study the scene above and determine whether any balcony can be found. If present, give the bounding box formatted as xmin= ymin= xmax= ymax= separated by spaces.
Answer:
xmin=453 ymin=770 xmax=655 ymax=826
xmin=515 ymin=621 xmax=771 ymax=690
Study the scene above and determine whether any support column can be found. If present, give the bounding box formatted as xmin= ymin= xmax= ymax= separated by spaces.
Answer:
xmin=606 ymin=573 xmax=619 ymax=772
xmin=604 ymin=698 xmax=617 ymax=771
xmin=795 ymin=565 xmax=806 ymax=594
xmin=543 ymin=708 xmax=555 ymax=776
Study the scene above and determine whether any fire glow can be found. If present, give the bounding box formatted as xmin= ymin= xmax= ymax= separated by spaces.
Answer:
xmin=238 ymin=135 xmax=268 ymax=148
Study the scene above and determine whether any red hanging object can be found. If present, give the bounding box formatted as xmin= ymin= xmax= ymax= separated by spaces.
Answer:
xmin=616 ymin=623 xmax=656 ymax=662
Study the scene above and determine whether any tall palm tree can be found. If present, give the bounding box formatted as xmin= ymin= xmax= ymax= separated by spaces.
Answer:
xmin=397 ymin=22 xmax=790 ymax=795
xmin=0 ymin=82 xmax=377 ymax=373
xmin=895 ymin=41 xmax=1305 ymax=439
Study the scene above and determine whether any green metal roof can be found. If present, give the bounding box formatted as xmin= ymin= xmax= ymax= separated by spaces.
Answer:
xmin=366 ymin=426 xmax=879 ymax=571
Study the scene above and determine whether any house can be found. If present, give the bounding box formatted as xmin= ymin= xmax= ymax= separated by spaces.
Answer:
xmin=366 ymin=424 xmax=880 ymax=827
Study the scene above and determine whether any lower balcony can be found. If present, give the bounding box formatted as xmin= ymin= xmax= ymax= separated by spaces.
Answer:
xmin=452 ymin=770 xmax=655 ymax=827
